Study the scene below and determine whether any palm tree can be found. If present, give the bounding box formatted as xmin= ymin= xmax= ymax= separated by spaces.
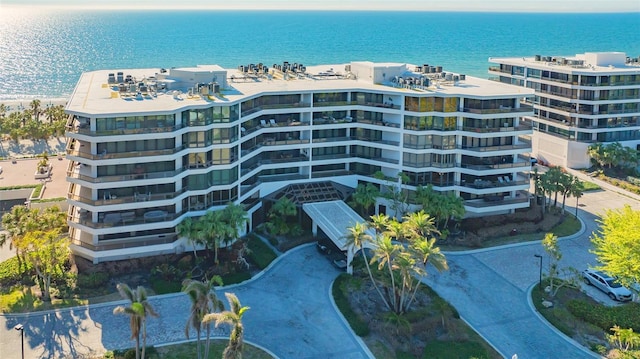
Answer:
xmin=222 ymin=203 xmax=248 ymax=246
xmin=200 ymin=210 xmax=229 ymax=264
xmin=202 ymin=292 xmax=250 ymax=359
xmin=406 ymin=236 xmax=448 ymax=309
xmin=350 ymin=183 xmax=379 ymax=216
xmin=30 ymin=99 xmax=41 ymax=121
xmin=568 ymin=177 xmax=585 ymax=217
xmin=370 ymin=234 xmax=400 ymax=312
xmin=182 ymin=277 xmax=224 ymax=359
xmin=1 ymin=205 xmax=28 ymax=267
xmin=344 ymin=222 xmax=390 ymax=308
xmin=403 ymin=210 xmax=439 ymax=239
xmin=177 ymin=217 xmax=202 ymax=259
xmin=368 ymin=213 xmax=390 ymax=236
xmin=113 ymin=283 xmax=159 ymax=359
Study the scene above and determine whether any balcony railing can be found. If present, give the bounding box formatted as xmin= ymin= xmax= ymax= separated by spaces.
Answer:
xmin=241 ymin=102 xmax=311 ymax=117
xmin=67 ymin=145 xmax=185 ymax=160
xmin=460 ymin=143 xmax=530 ymax=152
xmin=71 ymin=234 xmax=178 ymax=251
xmin=462 ymin=104 xmax=533 ymax=114
xmin=68 ymin=188 xmax=187 ymax=206
xmin=67 ymin=124 xmax=182 ymax=136
xmin=460 ymin=161 xmax=529 ymax=171
xmin=67 ymin=167 xmax=184 ymax=183
xmin=68 ymin=209 xmax=184 ymax=229
xmin=464 ymin=192 xmax=530 ymax=208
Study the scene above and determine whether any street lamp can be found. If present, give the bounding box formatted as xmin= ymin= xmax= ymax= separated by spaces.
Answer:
xmin=534 ymin=254 xmax=542 ymax=291
xmin=14 ymin=323 xmax=24 ymax=359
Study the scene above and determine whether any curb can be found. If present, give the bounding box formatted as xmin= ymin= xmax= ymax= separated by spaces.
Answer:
xmin=526 ymin=283 xmax=604 ymax=359
xmin=154 ymin=337 xmax=280 ymax=359
xmin=443 ymin=210 xmax=587 ymax=256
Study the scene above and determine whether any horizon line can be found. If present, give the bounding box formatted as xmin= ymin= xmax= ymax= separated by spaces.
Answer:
xmin=1 ymin=4 xmax=638 ymax=13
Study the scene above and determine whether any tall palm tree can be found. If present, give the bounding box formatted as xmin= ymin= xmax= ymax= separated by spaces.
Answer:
xmin=222 ymin=203 xmax=248 ymax=247
xmin=407 ymin=236 xmax=448 ymax=309
xmin=200 ymin=210 xmax=230 ymax=264
xmin=344 ymin=222 xmax=390 ymax=308
xmin=182 ymin=277 xmax=224 ymax=359
xmin=30 ymin=99 xmax=41 ymax=121
xmin=113 ymin=283 xmax=159 ymax=359
xmin=370 ymin=234 xmax=400 ymax=312
xmin=202 ymin=292 xmax=250 ymax=359
xmin=1 ymin=205 xmax=27 ymax=266
xmin=177 ymin=217 xmax=202 ymax=259
xmin=350 ymin=183 xmax=379 ymax=216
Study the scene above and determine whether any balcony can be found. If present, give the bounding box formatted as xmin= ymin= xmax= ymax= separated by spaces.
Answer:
xmin=71 ymin=234 xmax=178 ymax=252
xmin=67 ymin=166 xmax=184 ymax=184
xmin=460 ymin=160 xmax=529 ymax=171
xmin=67 ymin=124 xmax=182 ymax=136
xmin=463 ymin=104 xmax=533 ymax=114
xmin=67 ymin=145 xmax=185 ymax=161
xmin=68 ymin=188 xmax=186 ymax=206
xmin=241 ymin=102 xmax=311 ymax=117
xmin=464 ymin=191 xmax=530 ymax=208
xmin=69 ymin=209 xmax=183 ymax=229
xmin=460 ymin=143 xmax=530 ymax=153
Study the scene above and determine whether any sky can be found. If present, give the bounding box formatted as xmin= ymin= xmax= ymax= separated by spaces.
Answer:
xmin=1 ymin=0 xmax=639 ymax=12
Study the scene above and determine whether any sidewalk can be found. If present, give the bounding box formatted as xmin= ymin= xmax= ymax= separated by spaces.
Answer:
xmin=565 ymin=167 xmax=640 ymax=202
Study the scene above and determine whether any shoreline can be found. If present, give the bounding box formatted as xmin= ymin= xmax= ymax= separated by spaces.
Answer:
xmin=0 ymin=97 xmax=69 ymax=113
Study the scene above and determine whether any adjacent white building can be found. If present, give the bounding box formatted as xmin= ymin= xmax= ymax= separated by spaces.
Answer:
xmin=65 ymin=60 xmax=534 ymax=263
xmin=489 ymin=52 xmax=640 ymax=169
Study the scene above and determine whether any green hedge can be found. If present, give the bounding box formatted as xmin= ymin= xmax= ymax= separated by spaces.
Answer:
xmin=567 ymin=299 xmax=640 ymax=331
xmin=246 ymin=235 xmax=277 ymax=269
xmin=0 ymin=185 xmax=38 ymax=191
xmin=332 ymin=273 xmax=370 ymax=336
xmin=76 ymin=272 xmax=109 ymax=289
xmin=221 ymin=271 xmax=252 ymax=285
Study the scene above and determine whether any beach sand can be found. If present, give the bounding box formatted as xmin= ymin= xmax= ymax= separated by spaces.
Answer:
xmin=0 ymin=98 xmax=68 ymax=114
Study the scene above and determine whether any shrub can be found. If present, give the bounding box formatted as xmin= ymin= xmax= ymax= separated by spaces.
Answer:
xmin=0 ymin=257 xmax=33 ymax=286
xmin=221 ymin=271 xmax=251 ymax=285
xmin=245 ymin=235 xmax=277 ymax=269
xmin=332 ymin=274 xmax=370 ymax=336
xmin=149 ymin=277 xmax=182 ymax=294
xmin=76 ymin=272 xmax=109 ymax=289
xmin=567 ymin=299 xmax=640 ymax=331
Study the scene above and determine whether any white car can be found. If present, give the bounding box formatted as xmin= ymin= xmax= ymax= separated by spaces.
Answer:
xmin=582 ymin=269 xmax=633 ymax=302
xmin=0 ymin=166 xmax=3 ymax=175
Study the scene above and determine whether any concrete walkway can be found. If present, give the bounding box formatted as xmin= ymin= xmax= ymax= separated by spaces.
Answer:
xmin=0 ymin=244 xmax=373 ymax=359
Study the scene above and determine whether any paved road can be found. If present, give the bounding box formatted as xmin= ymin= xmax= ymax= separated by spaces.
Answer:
xmin=425 ymin=189 xmax=640 ymax=359
xmin=0 ymin=245 xmax=373 ymax=359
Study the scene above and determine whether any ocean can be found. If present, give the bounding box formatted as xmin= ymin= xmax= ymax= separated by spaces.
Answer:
xmin=0 ymin=8 xmax=639 ymax=101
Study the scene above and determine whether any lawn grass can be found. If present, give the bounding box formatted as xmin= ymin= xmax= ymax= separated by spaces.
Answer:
xmin=473 ymin=212 xmax=581 ymax=249
xmin=153 ymin=340 xmax=273 ymax=359
xmin=581 ymin=180 xmax=601 ymax=192
xmin=0 ymin=286 xmax=88 ymax=313
xmin=421 ymin=339 xmax=493 ymax=359
xmin=245 ymin=235 xmax=277 ymax=269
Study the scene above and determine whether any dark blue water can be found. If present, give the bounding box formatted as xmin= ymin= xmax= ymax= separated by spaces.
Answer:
xmin=1 ymin=8 xmax=638 ymax=100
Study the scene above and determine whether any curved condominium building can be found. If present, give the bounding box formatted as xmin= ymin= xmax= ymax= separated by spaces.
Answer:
xmin=65 ymin=61 xmax=534 ymax=263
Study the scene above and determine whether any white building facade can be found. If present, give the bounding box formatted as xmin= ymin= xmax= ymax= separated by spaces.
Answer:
xmin=65 ymin=61 xmax=534 ymax=263
xmin=489 ymin=52 xmax=640 ymax=169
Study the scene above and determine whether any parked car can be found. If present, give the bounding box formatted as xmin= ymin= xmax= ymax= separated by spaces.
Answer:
xmin=582 ymin=269 xmax=633 ymax=302
xmin=0 ymin=166 xmax=3 ymax=175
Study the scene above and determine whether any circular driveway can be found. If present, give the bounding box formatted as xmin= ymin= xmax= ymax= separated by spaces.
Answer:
xmin=0 ymin=244 xmax=373 ymax=359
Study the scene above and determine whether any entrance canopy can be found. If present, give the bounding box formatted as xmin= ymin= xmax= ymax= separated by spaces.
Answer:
xmin=303 ymin=200 xmax=375 ymax=273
